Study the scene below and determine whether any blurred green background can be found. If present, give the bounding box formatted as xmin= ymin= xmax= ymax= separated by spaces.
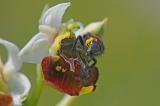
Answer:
xmin=0 ymin=0 xmax=160 ymax=106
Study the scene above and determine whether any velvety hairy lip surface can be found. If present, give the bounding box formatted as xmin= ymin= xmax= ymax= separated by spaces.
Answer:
xmin=41 ymin=55 xmax=99 ymax=96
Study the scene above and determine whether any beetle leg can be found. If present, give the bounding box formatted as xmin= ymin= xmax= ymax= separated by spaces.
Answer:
xmin=71 ymin=36 xmax=84 ymax=51
xmin=77 ymin=51 xmax=87 ymax=66
xmin=86 ymin=57 xmax=97 ymax=69
xmin=78 ymin=52 xmax=97 ymax=69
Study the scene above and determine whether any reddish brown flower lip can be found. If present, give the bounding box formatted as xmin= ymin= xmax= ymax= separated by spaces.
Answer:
xmin=0 ymin=92 xmax=12 ymax=106
xmin=41 ymin=55 xmax=99 ymax=96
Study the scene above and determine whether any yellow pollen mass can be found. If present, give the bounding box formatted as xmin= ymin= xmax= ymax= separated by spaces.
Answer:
xmin=85 ymin=37 xmax=94 ymax=47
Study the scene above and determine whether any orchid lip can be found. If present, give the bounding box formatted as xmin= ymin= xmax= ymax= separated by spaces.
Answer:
xmin=41 ymin=55 xmax=99 ymax=96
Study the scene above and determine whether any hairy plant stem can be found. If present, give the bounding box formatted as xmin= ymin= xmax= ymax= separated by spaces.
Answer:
xmin=23 ymin=64 xmax=44 ymax=106
xmin=56 ymin=94 xmax=77 ymax=106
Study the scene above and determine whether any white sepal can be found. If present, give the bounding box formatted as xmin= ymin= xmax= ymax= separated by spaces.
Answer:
xmin=8 ymin=73 xmax=31 ymax=105
xmin=0 ymin=39 xmax=22 ymax=72
xmin=19 ymin=32 xmax=50 ymax=63
xmin=40 ymin=2 xmax=71 ymax=30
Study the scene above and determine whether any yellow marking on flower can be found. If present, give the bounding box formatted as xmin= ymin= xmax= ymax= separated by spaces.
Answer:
xmin=62 ymin=68 xmax=66 ymax=72
xmin=50 ymin=31 xmax=75 ymax=55
xmin=50 ymin=22 xmax=80 ymax=55
xmin=79 ymin=86 xmax=94 ymax=95
xmin=56 ymin=66 xmax=62 ymax=72
xmin=85 ymin=37 xmax=94 ymax=47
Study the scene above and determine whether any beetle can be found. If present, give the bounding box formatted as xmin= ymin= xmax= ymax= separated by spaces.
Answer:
xmin=51 ymin=23 xmax=104 ymax=70
xmin=71 ymin=33 xmax=104 ymax=69
xmin=41 ymin=23 xmax=104 ymax=95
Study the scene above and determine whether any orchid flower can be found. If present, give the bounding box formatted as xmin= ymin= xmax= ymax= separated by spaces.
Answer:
xmin=19 ymin=2 xmax=107 ymax=64
xmin=18 ymin=2 xmax=107 ymax=105
xmin=0 ymin=39 xmax=31 ymax=106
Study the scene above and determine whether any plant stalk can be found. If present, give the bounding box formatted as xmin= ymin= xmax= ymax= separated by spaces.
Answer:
xmin=56 ymin=94 xmax=77 ymax=106
xmin=23 ymin=64 xmax=44 ymax=106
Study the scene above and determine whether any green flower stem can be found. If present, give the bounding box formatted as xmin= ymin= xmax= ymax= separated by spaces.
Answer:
xmin=56 ymin=94 xmax=77 ymax=106
xmin=23 ymin=64 xmax=44 ymax=106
